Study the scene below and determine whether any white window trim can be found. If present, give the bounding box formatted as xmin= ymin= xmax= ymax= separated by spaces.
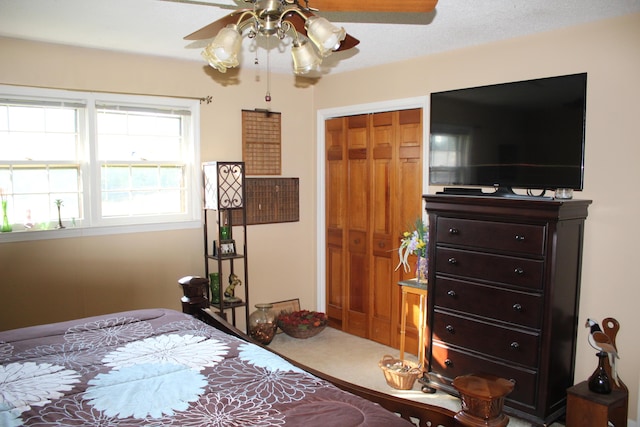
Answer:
xmin=0 ymin=85 xmax=202 ymax=243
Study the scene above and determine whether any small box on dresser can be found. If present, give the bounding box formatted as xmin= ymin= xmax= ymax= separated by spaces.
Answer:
xmin=423 ymin=194 xmax=591 ymax=426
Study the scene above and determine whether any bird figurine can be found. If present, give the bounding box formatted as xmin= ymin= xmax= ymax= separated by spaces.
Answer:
xmin=585 ymin=318 xmax=620 ymax=387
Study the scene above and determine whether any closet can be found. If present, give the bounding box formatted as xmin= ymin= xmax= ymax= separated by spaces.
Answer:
xmin=325 ymin=108 xmax=423 ymax=350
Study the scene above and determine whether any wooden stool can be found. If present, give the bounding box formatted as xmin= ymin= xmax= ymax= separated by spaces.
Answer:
xmin=566 ymin=381 xmax=628 ymax=427
xmin=452 ymin=374 xmax=514 ymax=427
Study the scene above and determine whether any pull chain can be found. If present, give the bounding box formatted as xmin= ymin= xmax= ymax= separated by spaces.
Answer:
xmin=265 ymin=36 xmax=272 ymax=103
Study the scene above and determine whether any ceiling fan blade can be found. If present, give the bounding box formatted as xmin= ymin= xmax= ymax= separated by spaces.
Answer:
xmin=309 ymin=0 xmax=437 ymax=13
xmin=184 ymin=9 xmax=250 ymax=40
xmin=158 ymin=0 xmax=238 ymax=9
xmin=286 ymin=10 xmax=360 ymax=52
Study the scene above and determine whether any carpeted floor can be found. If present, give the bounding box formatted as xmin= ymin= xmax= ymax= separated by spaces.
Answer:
xmin=269 ymin=326 xmax=564 ymax=427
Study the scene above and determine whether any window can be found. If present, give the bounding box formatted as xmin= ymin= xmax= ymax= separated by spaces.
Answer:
xmin=0 ymin=86 xmax=200 ymax=241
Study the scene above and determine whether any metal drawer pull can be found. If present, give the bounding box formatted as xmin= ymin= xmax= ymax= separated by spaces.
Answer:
xmin=510 ymin=342 xmax=520 ymax=350
xmin=444 ymin=359 xmax=453 ymax=367
xmin=447 ymin=290 xmax=457 ymax=298
xmin=445 ymin=325 xmax=455 ymax=333
xmin=514 ymin=267 xmax=524 ymax=275
xmin=512 ymin=303 xmax=523 ymax=312
xmin=515 ymin=235 xmax=525 ymax=241
xmin=448 ymin=257 xmax=458 ymax=265
xmin=448 ymin=228 xmax=459 ymax=235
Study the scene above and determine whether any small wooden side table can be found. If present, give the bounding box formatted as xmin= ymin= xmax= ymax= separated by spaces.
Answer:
xmin=566 ymin=381 xmax=628 ymax=427
xmin=397 ymin=279 xmax=428 ymax=365
xmin=452 ymin=373 xmax=515 ymax=427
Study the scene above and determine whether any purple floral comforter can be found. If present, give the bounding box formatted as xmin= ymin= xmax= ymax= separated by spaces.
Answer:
xmin=0 ymin=308 xmax=411 ymax=426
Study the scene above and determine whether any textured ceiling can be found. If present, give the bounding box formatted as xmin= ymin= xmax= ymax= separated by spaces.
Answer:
xmin=1 ymin=0 xmax=639 ymax=76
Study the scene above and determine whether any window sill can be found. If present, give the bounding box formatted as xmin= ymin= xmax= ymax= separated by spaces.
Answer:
xmin=0 ymin=220 xmax=201 ymax=243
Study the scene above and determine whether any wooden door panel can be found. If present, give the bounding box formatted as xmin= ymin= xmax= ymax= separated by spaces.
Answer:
xmin=326 ymin=242 xmax=344 ymax=327
xmin=347 ymin=247 xmax=368 ymax=337
xmin=371 ymin=249 xmax=393 ymax=344
xmin=325 ymin=117 xmax=347 ymax=328
xmin=326 ymin=162 xmax=345 ymax=229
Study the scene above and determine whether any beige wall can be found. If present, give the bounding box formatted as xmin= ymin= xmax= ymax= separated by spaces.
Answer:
xmin=315 ymin=13 xmax=640 ymax=423
xmin=0 ymin=38 xmax=318 ymax=330
xmin=0 ymin=11 xmax=638 ymax=423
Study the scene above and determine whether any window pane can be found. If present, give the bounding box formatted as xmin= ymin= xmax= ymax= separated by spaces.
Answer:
xmin=131 ymin=166 xmax=158 ymax=189
xmin=102 ymin=191 xmax=130 ymax=217
xmin=102 ymin=166 xmax=130 ymax=191
xmin=46 ymin=108 xmax=76 ymax=133
xmin=13 ymin=168 xmax=49 ymax=193
xmin=49 ymin=168 xmax=79 ymax=192
xmin=160 ymin=167 xmax=183 ymax=188
xmin=0 ymin=105 xmax=78 ymax=161
xmin=97 ymin=110 xmax=183 ymax=161
xmin=10 ymin=106 xmax=45 ymax=132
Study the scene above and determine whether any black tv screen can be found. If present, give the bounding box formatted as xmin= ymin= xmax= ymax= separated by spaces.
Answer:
xmin=429 ymin=73 xmax=587 ymax=193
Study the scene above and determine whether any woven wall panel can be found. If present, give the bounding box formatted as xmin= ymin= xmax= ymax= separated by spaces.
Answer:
xmin=231 ymin=178 xmax=299 ymax=225
xmin=242 ymin=110 xmax=281 ymax=176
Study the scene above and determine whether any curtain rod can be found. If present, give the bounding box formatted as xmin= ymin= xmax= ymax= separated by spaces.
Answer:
xmin=0 ymin=82 xmax=213 ymax=104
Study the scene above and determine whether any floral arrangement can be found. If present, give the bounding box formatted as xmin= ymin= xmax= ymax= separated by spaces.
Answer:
xmin=395 ymin=218 xmax=429 ymax=273
xmin=277 ymin=310 xmax=328 ymax=331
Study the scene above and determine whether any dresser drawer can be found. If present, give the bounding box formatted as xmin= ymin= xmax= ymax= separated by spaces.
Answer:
xmin=432 ymin=311 xmax=540 ymax=367
xmin=430 ymin=343 xmax=537 ymax=407
xmin=434 ymin=277 xmax=543 ymax=329
xmin=436 ymin=217 xmax=545 ymax=255
xmin=435 ymin=247 xmax=544 ymax=290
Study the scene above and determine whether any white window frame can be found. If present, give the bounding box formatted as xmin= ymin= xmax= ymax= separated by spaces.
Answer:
xmin=0 ymin=85 xmax=201 ymax=243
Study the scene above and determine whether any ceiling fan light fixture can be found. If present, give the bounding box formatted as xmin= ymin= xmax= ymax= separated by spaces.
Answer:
xmin=291 ymin=39 xmax=322 ymax=75
xmin=202 ymin=24 xmax=242 ymax=72
xmin=305 ymin=16 xmax=346 ymax=57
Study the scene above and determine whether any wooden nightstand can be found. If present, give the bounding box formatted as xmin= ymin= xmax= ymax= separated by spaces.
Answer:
xmin=566 ymin=381 xmax=628 ymax=427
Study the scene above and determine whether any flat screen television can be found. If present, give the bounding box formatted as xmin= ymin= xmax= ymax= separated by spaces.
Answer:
xmin=429 ymin=73 xmax=587 ymax=196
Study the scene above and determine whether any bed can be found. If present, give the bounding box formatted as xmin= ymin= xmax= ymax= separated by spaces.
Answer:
xmin=0 ymin=278 xmax=470 ymax=427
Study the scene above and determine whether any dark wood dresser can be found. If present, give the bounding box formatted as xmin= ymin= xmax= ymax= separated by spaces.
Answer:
xmin=423 ymin=194 xmax=591 ymax=426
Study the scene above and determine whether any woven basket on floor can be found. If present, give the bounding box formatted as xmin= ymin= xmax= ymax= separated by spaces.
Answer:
xmin=378 ymin=355 xmax=422 ymax=390
xmin=277 ymin=322 xmax=326 ymax=339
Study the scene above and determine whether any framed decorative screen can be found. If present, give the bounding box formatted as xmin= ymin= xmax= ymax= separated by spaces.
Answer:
xmin=242 ymin=110 xmax=281 ymax=176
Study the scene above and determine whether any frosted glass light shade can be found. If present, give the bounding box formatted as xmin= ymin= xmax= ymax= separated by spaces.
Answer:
xmin=202 ymin=25 xmax=242 ymax=72
xmin=291 ymin=40 xmax=321 ymax=75
xmin=305 ymin=16 xmax=346 ymax=57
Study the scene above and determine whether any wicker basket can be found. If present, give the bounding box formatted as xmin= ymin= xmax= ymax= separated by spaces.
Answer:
xmin=277 ymin=322 xmax=326 ymax=339
xmin=277 ymin=311 xmax=328 ymax=339
xmin=378 ymin=355 xmax=422 ymax=390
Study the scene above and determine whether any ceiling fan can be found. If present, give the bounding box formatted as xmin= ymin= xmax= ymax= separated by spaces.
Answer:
xmin=179 ymin=0 xmax=438 ymax=75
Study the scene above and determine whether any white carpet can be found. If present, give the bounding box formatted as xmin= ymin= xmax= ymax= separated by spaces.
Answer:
xmin=269 ymin=326 xmax=563 ymax=427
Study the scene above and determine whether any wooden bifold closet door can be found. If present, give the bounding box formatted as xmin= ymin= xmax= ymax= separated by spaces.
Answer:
xmin=325 ymin=108 xmax=423 ymax=351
